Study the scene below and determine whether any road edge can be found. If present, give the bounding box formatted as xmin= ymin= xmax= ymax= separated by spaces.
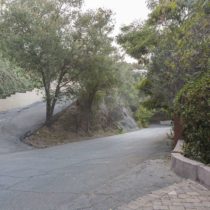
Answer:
xmin=171 ymin=140 xmax=210 ymax=189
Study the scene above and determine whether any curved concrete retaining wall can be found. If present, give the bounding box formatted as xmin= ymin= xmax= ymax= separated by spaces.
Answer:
xmin=171 ymin=140 xmax=210 ymax=189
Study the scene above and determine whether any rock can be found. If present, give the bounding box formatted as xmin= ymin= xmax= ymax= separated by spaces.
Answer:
xmin=110 ymin=106 xmax=138 ymax=132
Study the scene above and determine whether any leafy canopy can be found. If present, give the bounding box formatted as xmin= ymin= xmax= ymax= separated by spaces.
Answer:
xmin=0 ymin=0 xmax=83 ymax=123
xmin=117 ymin=0 xmax=210 ymax=110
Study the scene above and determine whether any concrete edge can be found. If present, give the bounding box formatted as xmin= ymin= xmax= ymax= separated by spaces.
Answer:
xmin=171 ymin=140 xmax=210 ymax=189
xmin=172 ymin=139 xmax=184 ymax=154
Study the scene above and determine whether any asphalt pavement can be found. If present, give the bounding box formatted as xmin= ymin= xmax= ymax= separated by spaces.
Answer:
xmin=0 ymin=101 xmax=70 ymax=154
xmin=0 ymin=101 xmax=182 ymax=210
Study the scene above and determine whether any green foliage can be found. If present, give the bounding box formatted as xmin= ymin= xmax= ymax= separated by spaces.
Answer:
xmin=0 ymin=0 xmax=137 ymax=129
xmin=0 ymin=55 xmax=34 ymax=98
xmin=147 ymin=0 xmax=196 ymax=26
xmin=0 ymin=0 xmax=82 ymax=123
xmin=117 ymin=23 xmax=157 ymax=64
xmin=118 ymin=0 xmax=210 ymax=112
xmin=135 ymin=105 xmax=154 ymax=128
xmin=175 ymin=71 xmax=210 ymax=164
xmin=72 ymin=9 xmax=121 ymax=112
xmin=115 ymin=62 xmax=139 ymax=109
xmin=136 ymin=77 xmax=152 ymax=96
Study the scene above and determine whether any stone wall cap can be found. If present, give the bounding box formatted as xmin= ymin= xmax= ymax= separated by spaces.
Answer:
xmin=171 ymin=140 xmax=210 ymax=188
xmin=172 ymin=152 xmax=203 ymax=166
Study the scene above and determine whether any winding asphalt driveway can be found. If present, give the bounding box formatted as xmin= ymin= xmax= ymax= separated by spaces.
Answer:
xmin=0 ymin=101 xmax=70 ymax=154
xmin=0 ymin=102 xmax=181 ymax=210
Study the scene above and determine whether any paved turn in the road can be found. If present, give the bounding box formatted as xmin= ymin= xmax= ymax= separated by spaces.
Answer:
xmin=0 ymin=102 xmax=182 ymax=210
xmin=0 ymin=124 xmax=182 ymax=210
xmin=0 ymin=101 xmax=70 ymax=154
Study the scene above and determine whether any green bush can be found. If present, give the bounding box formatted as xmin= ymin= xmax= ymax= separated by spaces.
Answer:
xmin=0 ymin=57 xmax=34 ymax=98
xmin=135 ymin=105 xmax=154 ymax=128
xmin=175 ymin=71 xmax=210 ymax=164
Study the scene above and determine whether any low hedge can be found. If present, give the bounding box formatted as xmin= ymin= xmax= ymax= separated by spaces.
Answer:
xmin=175 ymin=71 xmax=210 ymax=164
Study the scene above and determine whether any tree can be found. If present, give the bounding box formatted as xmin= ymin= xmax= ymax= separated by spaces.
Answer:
xmin=68 ymin=9 xmax=121 ymax=131
xmin=117 ymin=22 xmax=157 ymax=64
xmin=148 ymin=0 xmax=210 ymax=109
xmin=117 ymin=0 xmax=210 ymax=111
xmin=0 ymin=0 xmax=82 ymax=124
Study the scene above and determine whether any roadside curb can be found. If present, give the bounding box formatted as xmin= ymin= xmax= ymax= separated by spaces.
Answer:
xmin=171 ymin=140 xmax=210 ymax=189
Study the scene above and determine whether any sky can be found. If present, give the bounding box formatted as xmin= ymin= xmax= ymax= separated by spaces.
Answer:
xmin=84 ymin=0 xmax=149 ymax=35
xmin=83 ymin=0 xmax=150 ymax=63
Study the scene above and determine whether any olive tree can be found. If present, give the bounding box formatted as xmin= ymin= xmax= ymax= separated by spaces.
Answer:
xmin=70 ymin=9 xmax=121 ymax=131
xmin=0 ymin=0 xmax=82 ymax=124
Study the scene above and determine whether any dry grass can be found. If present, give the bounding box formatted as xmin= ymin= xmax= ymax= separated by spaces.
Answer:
xmin=24 ymin=105 xmax=118 ymax=148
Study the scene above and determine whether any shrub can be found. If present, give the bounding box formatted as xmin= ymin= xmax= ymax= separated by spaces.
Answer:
xmin=174 ymin=71 xmax=210 ymax=164
xmin=135 ymin=105 xmax=154 ymax=128
xmin=0 ymin=57 xmax=34 ymax=98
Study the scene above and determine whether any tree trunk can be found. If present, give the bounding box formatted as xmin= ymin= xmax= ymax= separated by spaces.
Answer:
xmin=85 ymin=93 xmax=95 ymax=133
xmin=41 ymin=65 xmax=66 ymax=126
xmin=173 ymin=114 xmax=183 ymax=145
xmin=45 ymin=96 xmax=53 ymax=126
xmin=85 ymin=103 xmax=92 ymax=133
